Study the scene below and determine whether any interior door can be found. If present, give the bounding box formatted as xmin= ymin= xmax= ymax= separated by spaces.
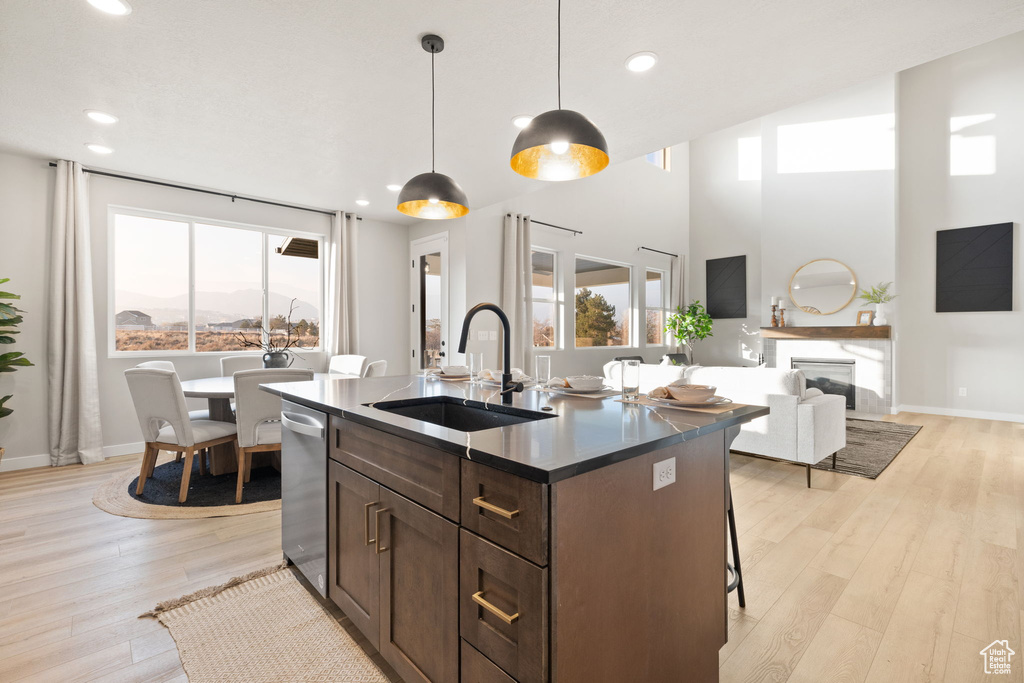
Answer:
xmin=377 ymin=486 xmax=460 ymax=683
xmin=410 ymin=233 xmax=449 ymax=373
xmin=327 ymin=461 xmax=381 ymax=649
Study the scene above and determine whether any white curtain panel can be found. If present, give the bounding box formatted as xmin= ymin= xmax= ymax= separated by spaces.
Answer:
xmin=500 ymin=213 xmax=533 ymax=370
xmin=326 ymin=211 xmax=359 ymax=356
xmin=669 ymin=254 xmax=686 ymax=350
xmin=48 ymin=160 xmax=104 ymax=466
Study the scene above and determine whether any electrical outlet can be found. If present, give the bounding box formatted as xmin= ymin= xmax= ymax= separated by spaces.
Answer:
xmin=958 ymin=387 xmax=968 ymax=397
xmin=477 ymin=331 xmax=487 ymax=341
xmin=488 ymin=331 xmax=498 ymax=341
xmin=653 ymin=457 xmax=676 ymax=491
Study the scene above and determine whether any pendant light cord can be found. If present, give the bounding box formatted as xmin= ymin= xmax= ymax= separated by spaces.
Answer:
xmin=431 ymin=50 xmax=436 ymax=172
xmin=557 ymin=0 xmax=561 ymax=109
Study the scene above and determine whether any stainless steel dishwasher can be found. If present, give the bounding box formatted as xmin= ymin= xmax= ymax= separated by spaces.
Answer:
xmin=280 ymin=399 xmax=328 ymax=597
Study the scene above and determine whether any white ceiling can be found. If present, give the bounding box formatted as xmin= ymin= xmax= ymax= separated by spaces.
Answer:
xmin=3 ymin=0 xmax=1024 ymax=223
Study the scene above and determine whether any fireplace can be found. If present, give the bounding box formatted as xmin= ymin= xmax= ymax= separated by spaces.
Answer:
xmin=791 ymin=358 xmax=855 ymax=409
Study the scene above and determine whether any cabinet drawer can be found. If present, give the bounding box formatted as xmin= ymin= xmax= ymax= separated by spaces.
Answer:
xmin=461 ymin=640 xmax=517 ymax=683
xmin=460 ymin=531 xmax=548 ymax=683
xmin=331 ymin=416 xmax=460 ymax=522
xmin=461 ymin=460 xmax=548 ymax=566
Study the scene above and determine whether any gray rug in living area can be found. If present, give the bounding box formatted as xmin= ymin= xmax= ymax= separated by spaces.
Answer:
xmin=811 ymin=419 xmax=922 ymax=479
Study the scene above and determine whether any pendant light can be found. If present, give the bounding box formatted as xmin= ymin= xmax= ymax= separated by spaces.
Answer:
xmin=510 ymin=0 xmax=609 ymax=181
xmin=397 ymin=34 xmax=469 ymax=220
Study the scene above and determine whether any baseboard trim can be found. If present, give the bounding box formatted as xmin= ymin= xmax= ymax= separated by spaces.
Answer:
xmin=0 ymin=441 xmax=145 ymax=473
xmin=896 ymin=404 xmax=1024 ymax=424
xmin=0 ymin=452 xmax=51 ymax=472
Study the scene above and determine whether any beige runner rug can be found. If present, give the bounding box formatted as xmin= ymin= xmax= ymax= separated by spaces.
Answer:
xmin=142 ymin=564 xmax=390 ymax=682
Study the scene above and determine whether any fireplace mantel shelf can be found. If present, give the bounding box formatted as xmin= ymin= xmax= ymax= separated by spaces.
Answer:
xmin=760 ymin=326 xmax=891 ymax=340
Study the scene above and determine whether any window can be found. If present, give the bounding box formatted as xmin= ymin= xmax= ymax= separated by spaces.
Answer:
xmin=111 ymin=209 xmax=323 ymax=354
xmin=645 ymin=269 xmax=668 ymax=345
xmin=644 ymin=147 xmax=672 ymax=171
xmin=531 ymin=249 xmax=557 ymax=348
xmin=575 ymin=257 xmax=630 ymax=347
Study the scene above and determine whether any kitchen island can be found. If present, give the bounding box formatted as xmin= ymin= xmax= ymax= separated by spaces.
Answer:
xmin=264 ymin=375 xmax=768 ymax=683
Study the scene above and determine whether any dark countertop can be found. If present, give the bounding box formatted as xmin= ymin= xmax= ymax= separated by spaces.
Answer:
xmin=262 ymin=375 xmax=769 ymax=484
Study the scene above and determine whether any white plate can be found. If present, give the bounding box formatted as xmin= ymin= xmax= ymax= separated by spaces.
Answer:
xmin=547 ymin=384 xmax=612 ymax=394
xmin=438 ymin=374 xmax=471 ymax=381
xmin=647 ymin=395 xmax=733 ymax=408
xmin=479 ymin=376 xmax=533 ymax=385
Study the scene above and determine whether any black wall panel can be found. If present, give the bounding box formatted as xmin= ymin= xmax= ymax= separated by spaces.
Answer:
xmin=706 ymin=255 xmax=747 ymax=319
xmin=936 ymin=223 xmax=1013 ymax=312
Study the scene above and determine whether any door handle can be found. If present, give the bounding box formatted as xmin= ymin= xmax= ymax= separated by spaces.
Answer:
xmin=364 ymin=501 xmax=380 ymax=545
xmin=281 ymin=412 xmax=324 ymax=439
xmin=472 ymin=496 xmax=520 ymax=519
xmin=472 ymin=591 xmax=520 ymax=625
xmin=374 ymin=508 xmax=391 ymax=554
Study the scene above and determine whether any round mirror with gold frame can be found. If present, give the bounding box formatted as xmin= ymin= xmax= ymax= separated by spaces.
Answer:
xmin=789 ymin=259 xmax=857 ymax=315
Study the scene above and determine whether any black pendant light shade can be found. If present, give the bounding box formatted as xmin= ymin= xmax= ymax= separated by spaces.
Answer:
xmin=397 ymin=171 xmax=469 ymax=220
xmin=510 ymin=109 xmax=609 ymax=181
xmin=397 ymin=34 xmax=469 ymax=220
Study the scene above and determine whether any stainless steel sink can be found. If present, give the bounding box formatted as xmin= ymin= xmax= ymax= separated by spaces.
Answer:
xmin=369 ymin=396 xmax=555 ymax=432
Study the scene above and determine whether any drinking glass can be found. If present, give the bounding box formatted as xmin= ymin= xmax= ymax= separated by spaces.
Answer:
xmin=468 ymin=352 xmax=484 ymax=380
xmin=622 ymin=359 xmax=641 ymax=401
xmin=535 ymin=355 xmax=552 ymax=384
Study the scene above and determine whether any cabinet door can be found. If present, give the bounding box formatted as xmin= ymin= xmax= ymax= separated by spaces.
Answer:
xmin=328 ymin=461 xmax=381 ymax=649
xmin=378 ymin=486 xmax=459 ymax=683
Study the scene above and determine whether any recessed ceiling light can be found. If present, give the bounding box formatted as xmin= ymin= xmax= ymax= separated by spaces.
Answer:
xmin=84 ymin=110 xmax=118 ymax=124
xmin=85 ymin=143 xmax=113 ymax=154
xmin=625 ymin=51 xmax=658 ymax=73
xmin=355 ymin=199 xmax=369 ymax=207
xmin=511 ymin=115 xmax=533 ymax=129
xmin=386 ymin=184 xmax=402 ymax=192
xmin=86 ymin=0 xmax=132 ymax=16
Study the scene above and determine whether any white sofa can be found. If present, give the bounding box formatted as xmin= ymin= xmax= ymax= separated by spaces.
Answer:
xmin=602 ymin=362 xmax=846 ymax=485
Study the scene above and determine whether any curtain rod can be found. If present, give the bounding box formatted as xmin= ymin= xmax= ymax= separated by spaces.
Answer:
xmin=508 ymin=213 xmax=582 ymax=236
xmin=638 ymin=246 xmax=679 ymax=258
xmin=47 ymin=162 xmax=358 ymax=219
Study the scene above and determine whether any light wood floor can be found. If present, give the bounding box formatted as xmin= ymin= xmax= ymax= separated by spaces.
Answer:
xmin=0 ymin=412 xmax=1020 ymax=682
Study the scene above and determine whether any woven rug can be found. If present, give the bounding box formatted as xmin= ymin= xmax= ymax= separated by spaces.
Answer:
xmin=142 ymin=564 xmax=391 ymax=682
xmin=94 ymin=455 xmax=281 ymax=519
xmin=811 ymin=418 xmax=922 ymax=479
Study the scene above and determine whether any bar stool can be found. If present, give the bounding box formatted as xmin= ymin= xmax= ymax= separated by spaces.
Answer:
xmin=726 ymin=478 xmax=746 ymax=608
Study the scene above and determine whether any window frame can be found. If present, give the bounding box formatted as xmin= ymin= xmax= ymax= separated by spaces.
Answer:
xmin=107 ymin=205 xmax=325 ymax=358
xmin=644 ymin=267 xmax=670 ymax=347
xmin=573 ymin=254 xmax=634 ymax=350
xmin=530 ymin=246 xmax=559 ymax=350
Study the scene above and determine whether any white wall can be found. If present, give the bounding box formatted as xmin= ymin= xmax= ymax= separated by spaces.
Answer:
xmin=897 ymin=32 xmax=1024 ymax=421
xmin=0 ymin=152 xmax=409 ymax=469
xmin=688 ymin=77 xmax=897 ymax=367
xmin=410 ymin=143 xmax=690 ymax=378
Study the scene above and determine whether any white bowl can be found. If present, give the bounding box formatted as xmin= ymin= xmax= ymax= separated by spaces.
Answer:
xmin=566 ymin=375 xmax=605 ymax=391
xmin=667 ymin=384 xmax=716 ymax=402
xmin=441 ymin=365 xmax=469 ymax=376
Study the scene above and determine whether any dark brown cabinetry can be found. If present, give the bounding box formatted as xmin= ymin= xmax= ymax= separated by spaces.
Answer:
xmin=327 ymin=415 xmax=728 ymax=683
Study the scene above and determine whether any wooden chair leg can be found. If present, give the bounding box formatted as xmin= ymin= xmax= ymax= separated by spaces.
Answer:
xmin=179 ymin=447 xmax=196 ymax=503
xmin=175 ymin=452 xmax=183 ymax=462
xmin=136 ymin=445 xmax=155 ymax=496
xmin=235 ymin=443 xmax=246 ymax=504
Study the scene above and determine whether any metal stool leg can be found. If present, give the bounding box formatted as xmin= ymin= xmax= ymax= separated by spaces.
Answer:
xmin=726 ymin=480 xmax=745 ymax=608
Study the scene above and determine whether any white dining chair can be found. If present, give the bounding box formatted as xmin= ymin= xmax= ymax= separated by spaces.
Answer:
xmin=232 ymin=368 xmax=314 ymax=503
xmin=328 ymin=354 xmax=367 ymax=377
xmin=220 ymin=355 xmax=263 ymax=377
xmin=125 ymin=368 xmax=238 ymax=503
xmin=363 ymin=360 xmax=387 ymax=377
xmin=134 ymin=361 xmax=210 ymax=443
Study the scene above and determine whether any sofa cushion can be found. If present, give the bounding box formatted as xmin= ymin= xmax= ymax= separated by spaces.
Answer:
xmin=602 ymin=361 xmax=688 ymax=394
xmin=686 ymin=366 xmax=807 ymax=405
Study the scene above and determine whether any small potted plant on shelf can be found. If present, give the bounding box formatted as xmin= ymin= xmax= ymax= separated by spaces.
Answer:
xmin=0 ymin=278 xmax=35 ymax=467
xmin=857 ymin=282 xmax=897 ymax=326
xmin=234 ymin=299 xmax=318 ymax=367
xmin=664 ymin=300 xmax=713 ymax=365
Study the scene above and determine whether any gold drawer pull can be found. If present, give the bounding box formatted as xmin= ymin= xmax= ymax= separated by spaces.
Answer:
xmin=472 ymin=496 xmax=519 ymax=519
xmin=472 ymin=591 xmax=520 ymax=625
xmin=374 ymin=508 xmax=391 ymax=554
xmin=364 ymin=501 xmax=380 ymax=545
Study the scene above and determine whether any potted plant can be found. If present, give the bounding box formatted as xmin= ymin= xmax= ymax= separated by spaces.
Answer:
xmin=857 ymin=282 xmax=897 ymax=326
xmin=0 ymin=279 xmax=35 ymax=466
xmin=664 ymin=300 xmax=713 ymax=365
xmin=234 ymin=298 xmax=317 ymax=367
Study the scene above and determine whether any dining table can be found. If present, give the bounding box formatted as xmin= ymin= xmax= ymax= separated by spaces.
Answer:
xmin=180 ymin=372 xmax=331 ymax=476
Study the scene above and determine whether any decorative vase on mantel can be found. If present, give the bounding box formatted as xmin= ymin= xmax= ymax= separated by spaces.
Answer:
xmin=874 ymin=303 xmax=889 ymax=326
xmin=263 ymin=351 xmax=293 ymax=368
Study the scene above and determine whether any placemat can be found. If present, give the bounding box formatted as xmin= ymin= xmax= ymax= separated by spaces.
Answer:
xmin=616 ymin=398 xmax=750 ymax=414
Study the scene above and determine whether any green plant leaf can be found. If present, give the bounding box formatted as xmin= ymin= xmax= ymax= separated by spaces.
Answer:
xmin=0 ymin=335 xmax=16 ymax=344
xmin=0 ymin=315 xmax=24 ymax=327
xmin=0 ymin=291 xmax=19 ymax=301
